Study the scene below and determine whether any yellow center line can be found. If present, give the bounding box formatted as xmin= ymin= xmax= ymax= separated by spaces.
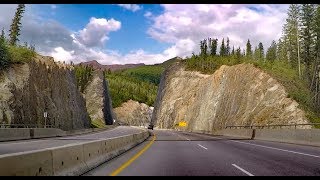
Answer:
xmin=109 ymin=134 xmax=156 ymax=176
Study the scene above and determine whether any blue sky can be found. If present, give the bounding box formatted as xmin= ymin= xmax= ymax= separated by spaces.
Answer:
xmin=0 ymin=4 xmax=289 ymax=65
xmin=32 ymin=4 xmax=167 ymax=54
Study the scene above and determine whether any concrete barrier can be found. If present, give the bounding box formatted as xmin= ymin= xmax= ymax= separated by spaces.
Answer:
xmin=0 ymin=128 xmax=31 ymax=141
xmin=65 ymin=129 xmax=94 ymax=136
xmin=52 ymin=143 xmax=87 ymax=176
xmin=0 ymin=126 xmax=117 ymax=142
xmin=32 ymin=128 xmax=66 ymax=138
xmin=254 ymin=129 xmax=320 ymax=146
xmin=0 ymin=130 xmax=150 ymax=176
xmin=0 ymin=149 xmax=53 ymax=176
xmin=83 ymin=140 xmax=105 ymax=170
xmin=214 ymin=129 xmax=254 ymax=139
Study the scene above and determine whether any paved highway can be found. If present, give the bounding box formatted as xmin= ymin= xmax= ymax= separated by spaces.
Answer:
xmin=84 ymin=129 xmax=320 ymax=176
xmin=0 ymin=126 xmax=142 ymax=155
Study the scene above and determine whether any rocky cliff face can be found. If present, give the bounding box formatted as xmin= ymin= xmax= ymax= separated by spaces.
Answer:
xmin=83 ymin=70 xmax=114 ymax=125
xmin=114 ymin=100 xmax=153 ymax=126
xmin=152 ymin=61 xmax=309 ymax=132
xmin=0 ymin=55 xmax=91 ymax=130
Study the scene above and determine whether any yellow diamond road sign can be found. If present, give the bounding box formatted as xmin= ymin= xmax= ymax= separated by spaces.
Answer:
xmin=179 ymin=121 xmax=187 ymax=127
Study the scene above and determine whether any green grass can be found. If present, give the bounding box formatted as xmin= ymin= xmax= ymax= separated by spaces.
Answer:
xmin=7 ymin=45 xmax=35 ymax=64
xmin=185 ymin=55 xmax=320 ymax=125
xmin=0 ymin=42 xmax=35 ymax=71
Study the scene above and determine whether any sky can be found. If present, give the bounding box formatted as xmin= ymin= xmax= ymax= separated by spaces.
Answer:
xmin=0 ymin=4 xmax=289 ymax=65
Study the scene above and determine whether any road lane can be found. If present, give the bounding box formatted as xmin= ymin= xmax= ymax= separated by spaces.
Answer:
xmin=84 ymin=129 xmax=320 ymax=176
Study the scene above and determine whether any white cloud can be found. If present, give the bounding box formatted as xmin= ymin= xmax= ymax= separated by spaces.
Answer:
xmin=144 ymin=11 xmax=152 ymax=18
xmin=51 ymin=5 xmax=57 ymax=10
xmin=0 ymin=4 xmax=291 ymax=65
xmin=118 ymin=4 xmax=142 ymax=12
xmin=77 ymin=17 xmax=121 ymax=47
xmin=50 ymin=47 xmax=74 ymax=63
xmin=163 ymin=39 xmax=196 ymax=58
xmin=148 ymin=4 xmax=289 ymax=55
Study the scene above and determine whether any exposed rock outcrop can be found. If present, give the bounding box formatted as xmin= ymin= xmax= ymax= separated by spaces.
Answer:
xmin=114 ymin=100 xmax=153 ymax=126
xmin=0 ymin=55 xmax=91 ymax=130
xmin=152 ymin=61 xmax=309 ymax=132
xmin=83 ymin=70 xmax=114 ymax=125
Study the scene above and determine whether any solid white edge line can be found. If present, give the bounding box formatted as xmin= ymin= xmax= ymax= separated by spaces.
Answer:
xmin=198 ymin=144 xmax=208 ymax=150
xmin=232 ymin=164 xmax=254 ymax=176
xmin=230 ymin=140 xmax=320 ymax=158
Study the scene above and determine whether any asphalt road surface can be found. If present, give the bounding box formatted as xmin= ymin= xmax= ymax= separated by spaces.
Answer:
xmin=0 ymin=126 xmax=142 ymax=155
xmin=83 ymin=129 xmax=320 ymax=176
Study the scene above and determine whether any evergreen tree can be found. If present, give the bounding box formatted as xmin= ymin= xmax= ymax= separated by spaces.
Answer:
xmin=258 ymin=42 xmax=264 ymax=61
xmin=254 ymin=46 xmax=259 ymax=60
xmin=283 ymin=4 xmax=301 ymax=72
xmin=210 ymin=38 xmax=218 ymax=56
xmin=300 ymin=4 xmax=316 ymax=83
xmin=9 ymin=4 xmax=25 ymax=46
xmin=0 ymin=28 xmax=5 ymax=42
xmin=235 ymin=47 xmax=241 ymax=62
xmin=203 ymin=39 xmax=208 ymax=56
xmin=226 ymin=37 xmax=230 ymax=56
xmin=231 ymin=46 xmax=235 ymax=56
xmin=266 ymin=40 xmax=277 ymax=62
xmin=277 ymin=38 xmax=288 ymax=61
xmin=0 ymin=33 xmax=9 ymax=70
xmin=310 ymin=4 xmax=320 ymax=109
xmin=220 ymin=38 xmax=226 ymax=56
xmin=246 ymin=39 xmax=252 ymax=59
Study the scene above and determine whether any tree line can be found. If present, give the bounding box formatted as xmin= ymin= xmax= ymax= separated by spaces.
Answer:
xmin=186 ymin=4 xmax=320 ymax=114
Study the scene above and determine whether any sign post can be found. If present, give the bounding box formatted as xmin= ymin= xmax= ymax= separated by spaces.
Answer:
xmin=44 ymin=112 xmax=48 ymax=128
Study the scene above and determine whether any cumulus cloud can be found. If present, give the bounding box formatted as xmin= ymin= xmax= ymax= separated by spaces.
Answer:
xmin=77 ymin=17 xmax=121 ymax=47
xmin=118 ymin=4 xmax=142 ymax=12
xmin=0 ymin=4 xmax=290 ymax=65
xmin=148 ymin=4 xmax=289 ymax=54
xmin=50 ymin=47 xmax=74 ymax=62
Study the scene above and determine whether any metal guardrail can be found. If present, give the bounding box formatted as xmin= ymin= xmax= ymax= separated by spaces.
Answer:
xmin=225 ymin=123 xmax=320 ymax=129
xmin=0 ymin=124 xmax=55 ymax=128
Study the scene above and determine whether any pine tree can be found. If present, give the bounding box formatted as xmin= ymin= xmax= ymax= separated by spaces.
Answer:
xmin=300 ymin=4 xmax=316 ymax=83
xmin=231 ymin=46 xmax=235 ymax=56
xmin=277 ymin=37 xmax=288 ymax=61
xmin=210 ymin=38 xmax=218 ymax=56
xmin=0 ymin=33 xmax=9 ymax=70
xmin=311 ymin=4 xmax=320 ymax=109
xmin=254 ymin=46 xmax=259 ymax=60
xmin=236 ymin=47 xmax=241 ymax=63
xmin=220 ymin=38 xmax=226 ymax=56
xmin=266 ymin=40 xmax=277 ymax=62
xmin=283 ymin=4 xmax=301 ymax=73
xmin=246 ymin=39 xmax=252 ymax=59
xmin=0 ymin=28 xmax=5 ymax=42
xmin=9 ymin=4 xmax=25 ymax=46
xmin=203 ymin=39 xmax=208 ymax=56
xmin=258 ymin=42 xmax=264 ymax=61
xmin=226 ymin=37 xmax=230 ymax=56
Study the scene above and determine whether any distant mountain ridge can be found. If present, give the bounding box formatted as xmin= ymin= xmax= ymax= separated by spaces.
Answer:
xmin=79 ymin=60 xmax=145 ymax=71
